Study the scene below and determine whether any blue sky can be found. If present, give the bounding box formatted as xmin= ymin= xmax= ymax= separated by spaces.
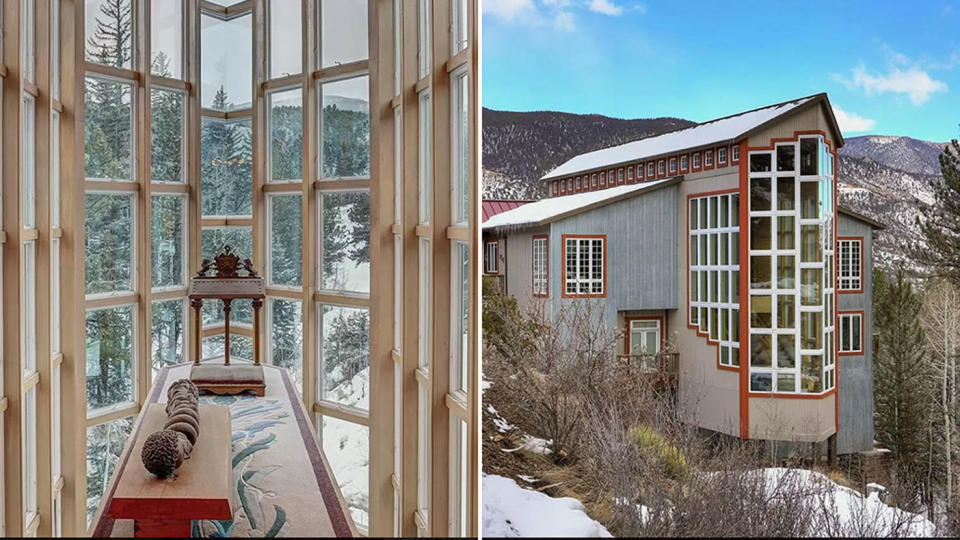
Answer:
xmin=482 ymin=0 xmax=960 ymax=141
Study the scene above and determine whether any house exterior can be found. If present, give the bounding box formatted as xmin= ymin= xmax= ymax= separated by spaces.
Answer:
xmin=482 ymin=93 xmax=884 ymax=455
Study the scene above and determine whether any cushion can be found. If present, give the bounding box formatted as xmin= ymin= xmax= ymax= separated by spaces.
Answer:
xmin=191 ymin=364 xmax=265 ymax=384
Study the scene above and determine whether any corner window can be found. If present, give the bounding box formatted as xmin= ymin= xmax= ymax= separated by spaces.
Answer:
xmin=563 ymin=236 xmax=604 ymax=297
xmin=532 ymin=236 xmax=548 ymax=297
xmin=485 ymin=240 xmax=499 ymax=273
xmin=839 ymin=312 xmax=863 ymax=354
xmin=838 ymin=238 xmax=862 ymax=291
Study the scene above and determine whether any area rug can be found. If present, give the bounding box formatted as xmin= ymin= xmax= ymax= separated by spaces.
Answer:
xmin=92 ymin=363 xmax=356 ymax=537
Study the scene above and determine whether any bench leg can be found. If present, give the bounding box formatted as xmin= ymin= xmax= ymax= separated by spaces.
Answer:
xmin=134 ymin=518 xmax=192 ymax=538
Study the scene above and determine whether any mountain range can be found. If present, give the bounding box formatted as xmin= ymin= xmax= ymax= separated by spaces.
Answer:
xmin=481 ymin=107 xmax=954 ymax=270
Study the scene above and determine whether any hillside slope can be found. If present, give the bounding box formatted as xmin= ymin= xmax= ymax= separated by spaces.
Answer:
xmin=481 ymin=106 xmax=952 ymax=268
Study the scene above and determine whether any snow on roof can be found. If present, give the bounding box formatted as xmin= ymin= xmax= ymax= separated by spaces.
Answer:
xmin=482 ymin=177 xmax=676 ymax=231
xmin=542 ymin=94 xmax=821 ymax=180
xmin=482 ymin=200 xmax=533 ymax=222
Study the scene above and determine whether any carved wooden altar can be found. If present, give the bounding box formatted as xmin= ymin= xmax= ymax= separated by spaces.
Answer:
xmin=188 ymin=245 xmax=266 ymax=396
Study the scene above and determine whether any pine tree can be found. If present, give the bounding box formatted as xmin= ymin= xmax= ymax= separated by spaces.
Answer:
xmin=920 ymin=137 xmax=960 ymax=282
xmin=874 ymin=267 xmax=935 ymax=506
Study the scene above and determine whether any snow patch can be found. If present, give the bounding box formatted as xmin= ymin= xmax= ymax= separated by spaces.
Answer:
xmin=483 ymin=475 xmax=613 ymax=537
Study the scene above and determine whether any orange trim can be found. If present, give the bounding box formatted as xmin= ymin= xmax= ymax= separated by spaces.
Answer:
xmin=738 ymin=140 xmax=750 ymax=438
xmin=748 ymin=388 xmax=838 ymax=399
xmin=625 ymin=315 xmax=666 ymax=353
xmin=837 ymin=236 xmax=865 ymax=294
xmin=560 ymin=234 xmax=607 ymax=299
xmin=532 ymin=235 xmax=549 ymax=298
xmin=838 ymin=310 xmax=865 ymax=356
xmin=685 ymin=187 xmax=742 ymax=373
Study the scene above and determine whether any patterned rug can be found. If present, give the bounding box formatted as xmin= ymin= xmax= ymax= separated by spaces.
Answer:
xmin=92 ymin=363 xmax=356 ymax=537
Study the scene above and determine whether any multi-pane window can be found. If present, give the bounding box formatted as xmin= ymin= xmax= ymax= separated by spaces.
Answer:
xmin=268 ymin=88 xmax=303 ymax=183
xmin=627 ymin=167 xmax=634 ymax=181
xmin=748 ymin=136 xmax=835 ymax=394
xmin=452 ymin=69 xmax=469 ymax=224
xmin=718 ymin=147 xmax=727 ymax=164
xmin=657 ymin=160 xmax=665 ymax=176
xmin=689 ymin=193 xmax=741 ymax=366
xmin=839 ymin=312 xmax=863 ymax=354
xmin=563 ymin=236 xmax=604 ymax=297
xmin=591 ymin=173 xmax=597 ymax=187
xmin=704 ymin=149 xmax=714 ymax=167
xmin=692 ymin=152 xmax=700 ymax=169
xmin=669 ymin=157 xmax=677 ymax=174
xmin=647 ymin=162 xmax=654 ymax=178
xmin=200 ymin=12 xmax=252 ymax=112
xmin=532 ymin=236 xmax=548 ymax=297
xmin=680 ymin=155 xmax=688 ymax=171
xmin=732 ymin=145 xmax=740 ymax=162
xmin=150 ymin=88 xmax=185 ymax=183
xmin=151 ymin=0 xmax=183 ymax=78
xmin=485 ymin=240 xmax=499 ymax=273
xmin=838 ymin=238 xmax=862 ymax=291
xmin=617 ymin=168 xmax=624 ymax=183
xmin=268 ymin=194 xmax=303 ymax=288
xmin=151 ymin=194 xmax=185 ymax=288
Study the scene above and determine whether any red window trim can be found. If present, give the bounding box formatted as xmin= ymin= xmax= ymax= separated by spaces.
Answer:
xmin=680 ymin=154 xmax=689 ymax=173
xmin=838 ymin=310 xmax=865 ymax=356
xmin=837 ymin=236 xmax=864 ymax=294
xmin=532 ymin=235 xmax=549 ymax=298
xmin=704 ymin=149 xmax=715 ymax=170
xmin=560 ymin=234 xmax=607 ymax=299
xmin=692 ymin=152 xmax=702 ymax=172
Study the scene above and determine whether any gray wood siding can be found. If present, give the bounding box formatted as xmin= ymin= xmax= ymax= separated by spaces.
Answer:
xmin=837 ymin=214 xmax=876 ymax=454
xmin=548 ymin=184 xmax=679 ymax=326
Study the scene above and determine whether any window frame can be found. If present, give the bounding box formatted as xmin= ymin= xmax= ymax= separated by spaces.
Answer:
xmin=837 ymin=237 xmax=863 ymax=293
xmin=532 ymin=235 xmax=548 ymax=297
xmin=561 ymin=235 xmax=606 ymax=298
xmin=838 ymin=311 xmax=864 ymax=355
xmin=484 ymin=240 xmax=499 ymax=274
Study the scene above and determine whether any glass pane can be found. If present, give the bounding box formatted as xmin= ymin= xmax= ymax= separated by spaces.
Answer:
xmin=750 ymin=177 xmax=771 ymax=211
xmin=801 ymin=225 xmax=821 ymax=262
xmin=84 ymin=77 xmax=132 ymax=181
xmin=750 ymin=256 xmax=770 ymax=290
xmin=86 ymin=416 xmax=134 ymax=524
xmin=321 ymin=76 xmax=370 ymax=178
xmin=271 ymin=299 xmax=303 ymax=387
xmin=201 ymin=117 xmax=253 ymax=216
xmin=151 ymin=195 xmax=184 ymax=288
xmin=777 ymin=177 xmax=795 ymax=210
xmin=801 ymin=269 xmax=821 ymax=305
xmin=458 ymin=243 xmax=469 ymax=393
xmin=320 ymin=191 xmax=370 ymax=294
xmin=201 ymin=227 xmax=254 ymax=325
xmin=201 ymin=333 xmax=254 ymax=361
xmin=269 ymin=0 xmax=302 ymax=78
xmin=750 ymin=217 xmax=771 ymax=250
xmin=151 ymin=0 xmax=183 ymax=78
xmin=269 ymin=194 xmax=303 ymax=287
xmin=750 ymin=334 xmax=772 ymax=367
xmin=320 ymin=0 xmax=369 ymax=68
xmin=777 ymin=334 xmax=796 ymax=368
xmin=750 ymin=153 xmax=771 ymax=173
xmin=151 ymin=299 xmax=184 ymax=377
xmin=777 ymin=255 xmax=795 ymax=289
xmin=750 ymin=372 xmax=772 ymax=392
xmin=800 ymin=138 xmax=819 ymax=175
xmin=320 ymin=416 xmax=369 ymax=529
xmin=777 ymin=216 xmax=795 ymax=250
xmin=320 ymin=304 xmax=370 ymax=410
xmin=777 ymin=373 xmax=796 ymax=392
xmin=85 ymin=193 xmax=133 ymax=295
xmin=777 ymin=295 xmax=795 ymax=329
xmin=84 ymin=0 xmax=133 ymax=68
xmin=750 ymin=295 xmax=772 ymax=328
xmin=200 ymin=13 xmax=252 ymax=111
xmin=269 ymin=88 xmax=303 ymax=182
xmin=777 ymin=145 xmax=795 ymax=171
xmin=151 ymin=88 xmax=184 ymax=183
xmin=86 ymin=305 xmax=134 ymax=411
xmin=801 ymin=355 xmax=823 ymax=393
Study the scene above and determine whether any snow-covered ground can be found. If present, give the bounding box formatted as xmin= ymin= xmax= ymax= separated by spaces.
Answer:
xmin=319 ymin=366 xmax=370 ymax=530
xmin=483 ymin=474 xmax=613 ymax=537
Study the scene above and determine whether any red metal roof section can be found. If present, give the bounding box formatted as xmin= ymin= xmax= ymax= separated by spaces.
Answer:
xmin=482 ymin=199 xmax=533 ymax=222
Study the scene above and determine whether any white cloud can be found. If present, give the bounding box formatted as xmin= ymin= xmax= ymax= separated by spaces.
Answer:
xmin=835 ymin=65 xmax=947 ymax=105
xmin=588 ymin=0 xmax=623 ymax=15
xmin=553 ymin=11 xmax=577 ymax=30
xmin=483 ymin=0 xmax=538 ymax=20
xmin=832 ymin=106 xmax=876 ymax=133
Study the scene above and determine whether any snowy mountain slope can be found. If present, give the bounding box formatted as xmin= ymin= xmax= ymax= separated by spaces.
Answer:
xmin=840 ymin=135 xmax=947 ymax=176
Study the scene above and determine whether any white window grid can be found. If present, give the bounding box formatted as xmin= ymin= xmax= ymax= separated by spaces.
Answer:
xmin=669 ymin=157 xmax=677 ymax=174
xmin=564 ymin=237 xmax=603 ymax=296
xmin=657 ymin=160 xmax=665 ymax=175
xmin=718 ymin=147 xmax=727 ymax=164
xmin=627 ymin=167 xmax=633 ymax=180
xmin=704 ymin=150 xmax=713 ymax=167
xmin=617 ymin=168 xmax=624 ymax=183
xmin=689 ymin=194 xmax=741 ymax=366
xmin=732 ymin=145 xmax=740 ymax=162
xmin=566 ymin=178 xmax=572 ymax=192
xmin=647 ymin=163 xmax=654 ymax=178
xmin=591 ymin=173 xmax=597 ymax=187
xmin=532 ymin=237 xmax=548 ymax=296
xmin=748 ymin=142 xmax=836 ymax=394
xmin=838 ymin=239 xmax=862 ymax=291
xmin=839 ymin=312 xmax=862 ymax=353
xmin=484 ymin=241 xmax=498 ymax=273
xmin=680 ymin=155 xmax=688 ymax=171
xmin=692 ymin=152 xmax=700 ymax=169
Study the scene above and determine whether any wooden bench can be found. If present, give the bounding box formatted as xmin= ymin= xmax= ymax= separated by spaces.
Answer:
xmin=107 ymin=403 xmax=233 ymax=537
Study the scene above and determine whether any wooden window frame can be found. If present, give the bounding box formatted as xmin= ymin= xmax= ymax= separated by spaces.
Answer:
xmin=561 ymin=234 xmax=606 ymax=299
xmin=837 ymin=237 xmax=863 ymax=293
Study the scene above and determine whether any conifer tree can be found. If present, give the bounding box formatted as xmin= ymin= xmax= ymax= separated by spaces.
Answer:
xmin=920 ymin=136 xmax=960 ymax=282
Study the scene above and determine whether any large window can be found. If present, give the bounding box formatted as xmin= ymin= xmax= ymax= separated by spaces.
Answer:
xmin=532 ymin=236 xmax=548 ymax=297
xmin=689 ymin=193 xmax=741 ymax=367
xmin=748 ymin=136 xmax=835 ymax=394
xmin=838 ymin=238 xmax=862 ymax=291
xmin=563 ymin=236 xmax=605 ymax=297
